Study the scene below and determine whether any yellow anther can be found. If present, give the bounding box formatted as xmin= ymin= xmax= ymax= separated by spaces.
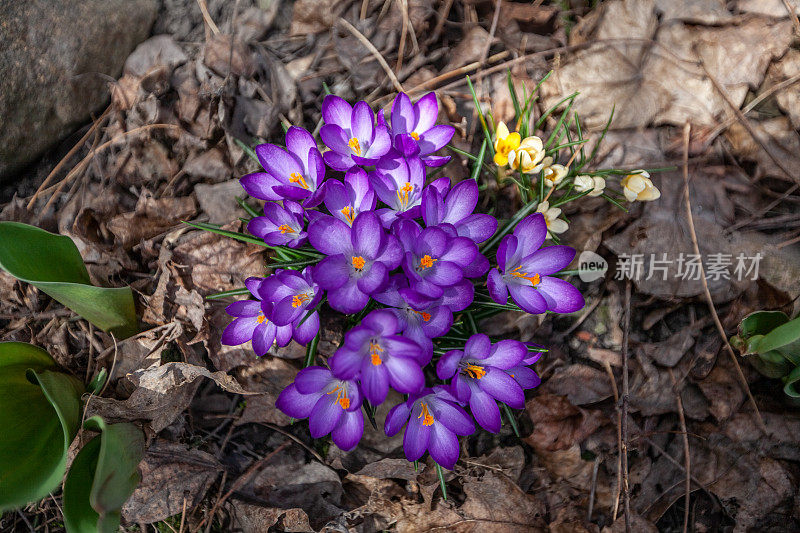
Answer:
xmin=396 ymin=182 xmax=414 ymax=208
xmin=410 ymin=131 xmax=420 ymax=141
xmin=511 ymin=266 xmax=540 ymax=287
xmin=348 ymin=137 xmax=362 ymax=156
xmin=278 ymin=224 xmax=295 ymax=234
xmin=340 ymin=206 xmax=355 ymax=225
xmin=352 ymin=256 xmax=366 ymax=270
xmin=256 ymin=314 xmax=267 ymax=324
xmin=327 ymin=385 xmax=350 ymax=410
xmin=289 ymin=172 xmax=310 ymax=190
xmin=419 ymin=254 xmax=437 ymax=269
xmin=418 ymin=402 xmax=434 ymax=426
xmin=292 ymin=293 xmax=310 ymax=308
xmin=369 ymin=342 xmax=384 ymax=365
xmin=412 ymin=309 xmax=432 ymax=322
xmin=464 ymin=364 xmax=486 ymax=379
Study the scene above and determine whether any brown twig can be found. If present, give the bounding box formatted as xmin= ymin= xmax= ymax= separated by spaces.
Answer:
xmin=395 ymin=0 xmax=409 ymax=73
xmin=196 ymin=0 xmax=221 ymax=35
xmin=669 ymin=369 xmax=691 ymax=533
xmin=621 ymin=280 xmax=632 ymax=533
xmin=782 ymin=0 xmax=800 ymax=36
xmin=680 ymin=122 xmax=767 ymax=433
xmin=338 ymin=17 xmax=404 ymax=93
xmin=603 ymin=361 xmax=623 ymax=522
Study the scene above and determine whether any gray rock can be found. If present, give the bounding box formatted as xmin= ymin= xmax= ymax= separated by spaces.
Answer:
xmin=0 ymin=0 xmax=158 ymax=180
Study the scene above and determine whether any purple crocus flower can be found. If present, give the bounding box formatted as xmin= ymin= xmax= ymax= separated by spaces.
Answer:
xmin=384 ymin=387 xmax=475 ymax=470
xmin=507 ymin=344 xmax=543 ymax=390
xmin=422 ymin=179 xmax=497 ymax=244
xmin=276 ymin=366 xmax=364 ymax=451
xmin=369 ymin=154 xmax=450 ymax=227
xmin=323 ymin=168 xmax=376 ymax=227
xmin=308 ymin=211 xmax=402 ymax=313
xmin=436 ymin=334 xmax=528 ymax=433
xmin=247 ymin=200 xmax=306 ymax=248
xmin=260 ymin=268 xmax=321 ymax=345
xmin=221 ymin=277 xmax=292 ymax=356
xmin=487 ymin=213 xmax=584 ymax=314
xmin=389 ymin=92 xmax=454 ymax=167
xmin=393 ymin=219 xmax=482 ymax=299
xmin=372 ymin=275 xmax=469 ymax=361
xmin=240 ymin=126 xmax=326 ymax=206
xmin=329 ymin=310 xmax=425 ymax=405
xmin=320 ymin=96 xmax=391 ymax=171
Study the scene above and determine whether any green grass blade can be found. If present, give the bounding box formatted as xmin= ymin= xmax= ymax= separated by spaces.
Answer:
xmin=466 ymin=75 xmax=495 ymax=158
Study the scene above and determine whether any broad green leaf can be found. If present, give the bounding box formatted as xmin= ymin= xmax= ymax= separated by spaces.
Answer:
xmin=755 ymin=316 xmax=800 ymax=355
xmin=739 ymin=311 xmax=789 ymax=339
xmin=63 ymin=417 xmax=144 ymax=533
xmin=0 ymin=222 xmax=138 ymax=338
xmin=784 ymin=366 xmax=800 ymax=398
xmin=0 ymin=342 xmax=83 ymax=511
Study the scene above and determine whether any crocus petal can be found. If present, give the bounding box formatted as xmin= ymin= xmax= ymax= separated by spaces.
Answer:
xmin=271 ymin=294 xmax=301 ymax=326
xmin=509 ymin=366 xmax=541 ymax=389
xmin=421 ymin=154 xmax=450 ymax=167
xmin=225 ymin=300 xmax=262 ymax=318
xmin=256 ymin=144 xmax=304 ymax=182
xmin=403 ymin=414 xmax=432 ymax=462
xmin=221 ymin=316 xmax=259 ymax=346
xmin=383 ymin=336 xmax=423 ymax=361
xmin=496 ymin=234 xmax=517 ymax=270
xmin=443 ymin=179 xmax=478 ymax=224
xmin=368 ymin=125 xmax=392 ymax=158
xmin=352 ymin=211 xmax=383 ymax=259
xmin=362 ymin=309 xmax=399 ymax=334
xmin=482 ymin=339 xmax=527 ymax=369
xmin=469 ymin=388 xmax=501 ymax=433
xmin=513 ymin=213 xmax=548 ymax=257
xmin=508 ymin=284 xmax=548 ymax=314
xmin=385 ymin=356 xmax=425 ymax=394
xmin=251 ymin=322 xmax=277 ymax=355
xmin=357 ymin=261 xmax=388 ymax=294
xmin=292 ymin=367 xmax=331 ymax=395
xmin=351 ymin=101 xmax=375 ymax=144
xmin=313 ymin=255 xmax=350 ymax=290
xmin=308 ymin=215 xmax=352 ymax=255
xmin=455 ymin=214 xmax=497 ymax=244
xmin=520 ymin=245 xmax=576 ymax=276
xmin=440 ymin=237 xmax=477 ymax=267
xmin=480 ymin=367 xmax=526 ymax=408
xmin=430 ymin=399 xmax=475 ymax=435
xmin=376 ymin=234 xmax=403 ymax=268
xmin=487 ymin=268 xmax=509 ymax=304
xmin=322 ymin=94 xmax=352 ymax=128
xmin=440 ymin=280 xmax=474 ymax=312
xmin=293 ymin=312 xmax=320 ymax=345
xmin=331 ymin=409 xmax=364 ymax=451
xmin=285 ymin=126 xmax=317 ymax=165
xmin=391 ymin=92 xmax=415 ymax=135
xmin=394 ymin=133 xmax=421 ymax=157
xmin=428 ymin=423 xmax=459 ymax=470
xmin=361 ymin=361 xmax=390 ymax=405
xmin=309 ymin=395 xmax=345 ymax=438
xmin=327 ymin=281 xmax=370 ymax=314
xmin=436 ymin=349 xmax=464 ymax=380
xmin=418 ymin=125 xmax=455 ymax=154
xmin=413 ymin=92 xmax=439 ymax=133
xmin=465 ymin=334 xmax=491 ymax=360
xmin=323 ymin=150 xmax=355 ymax=172
xmin=385 ymin=401 xmax=411 ymax=436
xmin=275 ymin=384 xmax=319 ymax=419
xmin=537 ymin=276 xmax=585 ymax=313
xmin=330 ymin=347 xmax=363 ymax=380
xmin=240 ymin=172 xmax=281 ymax=201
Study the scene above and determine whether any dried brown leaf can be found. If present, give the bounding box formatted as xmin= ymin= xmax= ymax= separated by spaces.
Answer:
xmin=524 ymin=393 xmax=605 ymax=452
xmin=544 ymin=365 xmax=613 ymax=405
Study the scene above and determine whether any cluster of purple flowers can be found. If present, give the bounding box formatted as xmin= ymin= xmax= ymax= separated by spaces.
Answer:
xmin=223 ymin=92 xmax=584 ymax=468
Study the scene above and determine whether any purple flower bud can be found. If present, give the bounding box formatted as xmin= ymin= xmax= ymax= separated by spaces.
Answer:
xmin=260 ymin=268 xmax=322 ymax=345
xmin=247 ymin=200 xmax=307 ymax=248
xmin=388 ymin=92 xmax=454 ymax=167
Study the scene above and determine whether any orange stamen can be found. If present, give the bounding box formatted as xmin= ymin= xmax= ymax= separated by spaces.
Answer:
xmin=464 ymin=364 xmax=486 ymax=379
xmin=419 ymin=254 xmax=437 ymax=269
xmin=396 ymin=182 xmax=414 ymax=208
xmin=369 ymin=342 xmax=384 ymax=365
xmin=256 ymin=314 xmax=267 ymax=324
xmin=340 ymin=206 xmax=355 ymax=225
xmin=292 ymin=293 xmax=310 ymax=308
xmin=511 ymin=266 xmax=541 ymax=287
xmin=348 ymin=137 xmax=362 ymax=156
xmin=410 ymin=131 xmax=420 ymax=141
xmin=417 ymin=402 xmax=434 ymax=426
xmin=412 ymin=309 xmax=432 ymax=322
xmin=352 ymin=256 xmax=366 ymax=270
xmin=289 ymin=172 xmax=310 ymax=189
xmin=327 ymin=385 xmax=351 ymax=409
xmin=278 ymin=224 xmax=295 ymax=234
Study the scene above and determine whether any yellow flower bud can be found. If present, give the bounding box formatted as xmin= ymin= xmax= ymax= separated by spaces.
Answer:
xmin=574 ymin=175 xmax=606 ymax=197
xmin=507 ymin=136 xmax=545 ymax=173
xmin=539 ymin=157 xmax=568 ymax=188
xmin=621 ymin=170 xmax=660 ymax=202
xmin=493 ymin=121 xmax=521 ymax=167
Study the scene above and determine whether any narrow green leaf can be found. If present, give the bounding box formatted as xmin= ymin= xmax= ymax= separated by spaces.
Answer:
xmin=783 ymin=365 xmax=800 ymax=398
xmin=755 ymin=316 xmax=800 ymax=354
xmin=435 ymin=463 xmax=448 ymax=500
xmin=234 ymin=138 xmax=260 ymax=164
xmin=466 ymin=75 xmax=495 ymax=158
xmin=304 ymin=331 xmax=321 ymax=368
xmin=739 ymin=311 xmax=790 ymax=339
xmin=480 ymin=200 xmax=540 ymax=253
xmin=63 ymin=417 xmax=145 ymax=533
xmin=507 ymin=70 xmax=522 ymax=127
xmin=470 ymin=140 xmax=488 ymax=182
xmin=0 ymin=222 xmax=138 ymax=338
xmin=206 ymin=288 xmax=250 ymax=300
xmin=0 ymin=342 xmax=83 ymax=512
xmin=236 ymin=197 xmax=261 ymax=219
xmin=502 ymin=403 xmax=520 ymax=437
xmin=577 ymin=105 xmax=614 ymax=172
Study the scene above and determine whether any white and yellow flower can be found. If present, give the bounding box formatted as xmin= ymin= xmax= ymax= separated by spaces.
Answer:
xmin=621 ymin=170 xmax=660 ymax=202
xmin=493 ymin=121 xmax=521 ymax=167
xmin=536 ymin=201 xmax=568 ymax=237
xmin=573 ymin=174 xmax=606 ymax=197
xmin=538 ymin=156 xmax=568 ymax=188
xmin=507 ymin=136 xmax=545 ymax=173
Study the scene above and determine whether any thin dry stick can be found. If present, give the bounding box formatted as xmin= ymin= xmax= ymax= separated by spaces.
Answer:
xmin=669 ymin=368 xmax=691 ymax=533
xmin=603 ymin=361 xmax=623 ymax=522
xmin=27 ymin=106 xmax=110 ymax=210
xmin=480 ymin=0 xmax=502 ymax=66
xmin=196 ymin=0 xmax=221 ymax=35
xmin=680 ymin=122 xmax=767 ymax=433
xmin=338 ymin=17 xmax=404 ymax=93
xmin=621 ymin=280 xmax=632 ymax=533
xmin=587 ymin=455 xmax=601 ymax=523
xmin=782 ymin=0 xmax=800 ymax=36
xmin=178 ymin=496 xmax=188 ymax=533
xmin=360 ymin=0 xmax=370 ymax=19
xmin=396 ymin=0 xmax=409 ymax=73
xmin=194 ymin=441 xmax=291 ymax=533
